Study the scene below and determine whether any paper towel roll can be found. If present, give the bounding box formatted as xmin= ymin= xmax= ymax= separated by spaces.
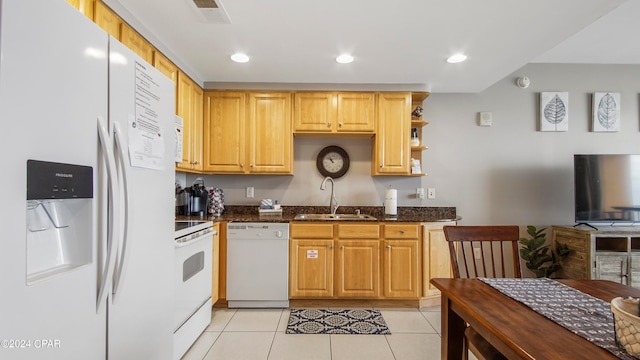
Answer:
xmin=385 ymin=189 xmax=397 ymax=216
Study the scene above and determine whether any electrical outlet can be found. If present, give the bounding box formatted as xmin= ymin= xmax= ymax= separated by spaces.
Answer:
xmin=246 ymin=186 xmax=254 ymax=198
xmin=427 ymin=188 xmax=435 ymax=199
xmin=416 ymin=188 xmax=425 ymax=199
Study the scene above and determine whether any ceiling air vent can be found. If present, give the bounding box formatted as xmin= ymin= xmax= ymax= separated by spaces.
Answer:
xmin=187 ymin=0 xmax=231 ymax=24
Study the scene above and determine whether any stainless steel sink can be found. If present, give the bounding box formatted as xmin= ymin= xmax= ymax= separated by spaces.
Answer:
xmin=294 ymin=213 xmax=377 ymax=221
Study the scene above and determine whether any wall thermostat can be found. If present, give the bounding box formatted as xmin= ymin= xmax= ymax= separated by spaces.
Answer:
xmin=479 ymin=111 xmax=492 ymax=127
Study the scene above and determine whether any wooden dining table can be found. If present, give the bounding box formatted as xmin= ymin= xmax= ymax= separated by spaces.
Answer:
xmin=430 ymin=278 xmax=640 ymax=360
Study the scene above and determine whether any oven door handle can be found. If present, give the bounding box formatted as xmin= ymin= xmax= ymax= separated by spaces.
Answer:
xmin=175 ymin=229 xmax=216 ymax=248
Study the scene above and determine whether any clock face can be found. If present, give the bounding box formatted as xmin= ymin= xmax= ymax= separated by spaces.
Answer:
xmin=316 ymin=146 xmax=349 ymax=178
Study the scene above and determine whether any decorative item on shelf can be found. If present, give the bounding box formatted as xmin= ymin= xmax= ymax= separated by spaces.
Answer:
xmin=410 ymin=158 xmax=421 ymax=175
xmin=411 ymin=128 xmax=420 ymax=146
xmin=518 ymin=226 xmax=571 ymax=278
xmin=411 ymin=106 xmax=423 ymax=119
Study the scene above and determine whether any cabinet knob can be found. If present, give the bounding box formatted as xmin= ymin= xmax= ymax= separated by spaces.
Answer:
xmin=386 ymin=245 xmax=391 ymax=249
xmin=240 ymin=164 xmax=244 ymax=168
xmin=327 ymin=122 xmax=332 ymax=127
xmin=250 ymin=164 xmax=254 ymax=168
xmin=339 ymin=245 xmax=344 ymax=250
xmin=380 ymin=164 xmax=384 ymax=168
xmin=400 ymin=230 xmax=405 ymax=234
xmin=338 ymin=122 xmax=343 ymax=127
xmin=329 ymin=245 xmax=333 ymax=250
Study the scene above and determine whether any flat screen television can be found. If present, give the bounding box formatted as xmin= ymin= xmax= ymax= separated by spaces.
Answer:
xmin=574 ymin=154 xmax=640 ymax=224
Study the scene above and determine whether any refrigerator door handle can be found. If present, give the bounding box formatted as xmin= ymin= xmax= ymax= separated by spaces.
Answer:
xmin=96 ymin=116 xmax=120 ymax=313
xmin=112 ymin=122 xmax=130 ymax=302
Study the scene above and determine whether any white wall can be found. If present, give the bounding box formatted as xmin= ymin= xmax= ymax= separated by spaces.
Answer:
xmin=182 ymin=63 xmax=640 ymax=228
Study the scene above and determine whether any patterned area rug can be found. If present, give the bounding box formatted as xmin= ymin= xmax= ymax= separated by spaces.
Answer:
xmin=286 ymin=308 xmax=391 ymax=335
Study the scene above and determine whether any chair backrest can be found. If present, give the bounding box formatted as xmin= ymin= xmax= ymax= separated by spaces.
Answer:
xmin=443 ymin=225 xmax=521 ymax=279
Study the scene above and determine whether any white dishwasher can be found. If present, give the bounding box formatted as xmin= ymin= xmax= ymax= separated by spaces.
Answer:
xmin=226 ymin=222 xmax=290 ymax=308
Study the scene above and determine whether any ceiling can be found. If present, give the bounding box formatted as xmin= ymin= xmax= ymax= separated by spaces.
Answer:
xmin=104 ymin=0 xmax=638 ymax=93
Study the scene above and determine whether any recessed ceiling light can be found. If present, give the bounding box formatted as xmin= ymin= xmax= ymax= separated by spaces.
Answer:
xmin=446 ymin=53 xmax=467 ymax=64
xmin=230 ymin=53 xmax=249 ymax=63
xmin=336 ymin=54 xmax=354 ymax=64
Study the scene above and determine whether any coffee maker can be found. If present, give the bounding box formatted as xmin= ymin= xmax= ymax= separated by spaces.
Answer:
xmin=188 ymin=178 xmax=208 ymax=217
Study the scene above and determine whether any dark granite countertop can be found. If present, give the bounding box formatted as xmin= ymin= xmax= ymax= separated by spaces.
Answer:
xmin=177 ymin=205 xmax=459 ymax=223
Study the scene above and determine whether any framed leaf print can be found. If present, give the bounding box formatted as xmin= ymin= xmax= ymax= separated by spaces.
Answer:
xmin=592 ymin=92 xmax=620 ymax=132
xmin=540 ymin=92 xmax=569 ymax=132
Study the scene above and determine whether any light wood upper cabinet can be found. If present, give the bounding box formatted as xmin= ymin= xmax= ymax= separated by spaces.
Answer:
xmin=203 ymin=91 xmax=292 ymax=174
xmin=293 ymin=92 xmax=374 ymax=134
xmin=176 ymin=71 xmax=203 ymax=172
xmin=203 ymin=91 xmax=246 ymax=173
xmin=337 ymin=92 xmax=375 ymax=133
xmin=120 ymin=24 xmax=154 ymax=64
xmin=247 ymin=92 xmax=293 ymax=174
xmin=154 ymin=52 xmax=179 ymax=84
xmin=422 ymin=222 xmax=455 ymax=299
xmin=94 ymin=1 xmax=121 ymax=39
xmin=373 ymin=92 xmax=411 ymax=175
xmin=65 ymin=0 xmax=94 ymax=18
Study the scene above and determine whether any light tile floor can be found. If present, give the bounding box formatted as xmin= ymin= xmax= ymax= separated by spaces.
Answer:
xmin=180 ymin=306 xmax=454 ymax=360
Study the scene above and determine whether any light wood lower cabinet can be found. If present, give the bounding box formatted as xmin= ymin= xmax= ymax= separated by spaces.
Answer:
xmin=382 ymin=224 xmax=421 ymax=298
xmin=289 ymin=223 xmax=420 ymax=300
xmin=211 ymin=223 xmax=220 ymax=305
xmin=422 ymin=222 xmax=456 ymax=299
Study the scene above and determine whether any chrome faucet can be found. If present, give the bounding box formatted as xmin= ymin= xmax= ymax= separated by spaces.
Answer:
xmin=320 ymin=176 xmax=339 ymax=214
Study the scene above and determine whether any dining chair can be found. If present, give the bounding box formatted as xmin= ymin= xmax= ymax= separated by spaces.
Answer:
xmin=443 ymin=225 xmax=522 ymax=360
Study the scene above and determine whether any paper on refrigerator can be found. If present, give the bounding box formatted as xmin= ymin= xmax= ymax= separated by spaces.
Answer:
xmin=128 ymin=61 xmax=166 ymax=170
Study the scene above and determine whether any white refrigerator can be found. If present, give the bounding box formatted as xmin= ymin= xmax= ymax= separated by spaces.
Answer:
xmin=0 ymin=0 xmax=176 ymax=359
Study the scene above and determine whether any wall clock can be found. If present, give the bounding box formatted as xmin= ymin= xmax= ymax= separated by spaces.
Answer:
xmin=316 ymin=146 xmax=350 ymax=179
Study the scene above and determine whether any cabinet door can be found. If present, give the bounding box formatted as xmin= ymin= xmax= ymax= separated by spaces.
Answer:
xmin=293 ymin=92 xmax=336 ymax=132
xmin=65 ymin=0 xmax=93 ymax=18
xmin=247 ymin=92 xmax=292 ymax=174
xmin=120 ymin=24 xmax=154 ymax=64
xmin=373 ymin=92 xmax=411 ymax=175
xmin=211 ymin=223 xmax=220 ymax=305
xmin=203 ymin=91 xmax=246 ymax=173
xmin=176 ymin=72 xmax=195 ymax=170
xmin=337 ymin=92 xmax=375 ymax=133
xmin=422 ymin=223 xmax=453 ymax=298
xmin=192 ymin=86 xmax=203 ymax=171
xmin=154 ymin=52 xmax=178 ymax=84
xmin=335 ymin=240 xmax=379 ymax=298
xmin=382 ymin=239 xmax=420 ymax=298
xmin=595 ymin=255 xmax=628 ymax=285
xmin=94 ymin=1 xmax=121 ymax=39
xmin=289 ymin=239 xmax=334 ymax=298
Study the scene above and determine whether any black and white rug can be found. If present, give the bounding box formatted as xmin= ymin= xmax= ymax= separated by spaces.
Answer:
xmin=286 ymin=308 xmax=391 ymax=335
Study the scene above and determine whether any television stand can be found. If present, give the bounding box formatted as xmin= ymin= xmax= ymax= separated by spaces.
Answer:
xmin=552 ymin=225 xmax=640 ymax=289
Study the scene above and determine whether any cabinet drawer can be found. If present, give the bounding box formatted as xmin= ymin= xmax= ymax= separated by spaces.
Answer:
xmin=384 ymin=224 xmax=419 ymax=239
xmin=291 ymin=223 xmax=334 ymax=239
xmin=338 ymin=224 xmax=379 ymax=239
